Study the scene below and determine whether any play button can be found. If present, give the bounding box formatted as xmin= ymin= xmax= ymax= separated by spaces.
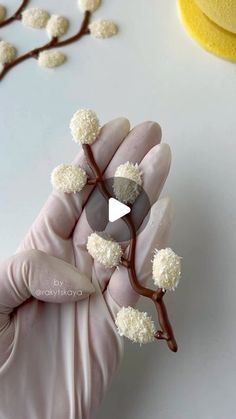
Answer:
xmin=85 ymin=177 xmax=150 ymax=242
xmin=108 ymin=198 xmax=131 ymax=222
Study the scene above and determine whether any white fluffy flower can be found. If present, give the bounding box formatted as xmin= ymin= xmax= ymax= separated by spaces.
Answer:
xmin=22 ymin=8 xmax=50 ymax=28
xmin=46 ymin=15 xmax=69 ymax=38
xmin=89 ymin=19 xmax=118 ymax=38
xmin=51 ymin=164 xmax=87 ymax=193
xmin=115 ymin=307 xmax=155 ymax=344
xmin=113 ymin=162 xmax=142 ymax=204
xmin=70 ymin=109 xmax=100 ymax=144
xmin=0 ymin=41 xmax=16 ymax=64
xmin=0 ymin=4 xmax=6 ymax=22
xmin=87 ymin=232 xmax=122 ymax=268
xmin=79 ymin=0 xmax=101 ymax=12
xmin=38 ymin=50 xmax=66 ymax=68
xmin=152 ymin=248 xmax=181 ymax=291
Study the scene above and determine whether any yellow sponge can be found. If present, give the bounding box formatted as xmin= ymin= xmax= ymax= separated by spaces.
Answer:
xmin=178 ymin=0 xmax=236 ymax=62
xmin=195 ymin=0 xmax=236 ymax=33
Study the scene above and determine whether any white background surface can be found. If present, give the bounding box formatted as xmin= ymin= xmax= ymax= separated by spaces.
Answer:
xmin=1 ymin=1 xmax=236 ymax=418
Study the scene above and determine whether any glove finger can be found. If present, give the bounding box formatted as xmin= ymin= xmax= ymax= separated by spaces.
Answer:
xmin=0 ymin=250 xmax=95 ymax=331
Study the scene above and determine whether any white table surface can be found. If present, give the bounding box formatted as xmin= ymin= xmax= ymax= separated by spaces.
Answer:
xmin=1 ymin=1 xmax=236 ymax=418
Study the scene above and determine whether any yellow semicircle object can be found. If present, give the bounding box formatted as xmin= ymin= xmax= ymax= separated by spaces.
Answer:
xmin=178 ymin=0 xmax=236 ymax=62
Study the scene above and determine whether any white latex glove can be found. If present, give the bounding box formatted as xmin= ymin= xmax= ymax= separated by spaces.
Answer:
xmin=0 ymin=118 xmax=172 ymax=419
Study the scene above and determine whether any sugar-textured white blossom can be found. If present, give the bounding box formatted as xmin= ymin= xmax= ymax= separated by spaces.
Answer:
xmin=38 ymin=50 xmax=66 ymax=68
xmin=51 ymin=164 xmax=87 ymax=193
xmin=0 ymin=41 xmax=16 ymax=64
xmin=113 ymin=162 xmax=142 ymax=204
xmin=22 ymin=8 xmax=50 ymax=29
xmin=46 ymin=15 xmax=69 ymax=39
xmin=70 ymin=109 xmax=100 ymax=144
xmin=115 ymin=307 xmax=155 ymax=344
xmin=79 ymin=0 xmax=101 ymax=13
xmin=152 ymin=248 xmax=181 ymax=291
xmin=89 ymin=19 xmax=118 ymax=39
xmin=87 ymin=232 xmax=122 ymax=268
xmin=0 ymin=4 xmax=6 ymax=22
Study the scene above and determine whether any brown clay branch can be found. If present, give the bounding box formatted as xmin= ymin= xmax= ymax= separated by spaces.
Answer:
xmin=83 ymin=144 xmax=178 ymax=352
xmin=0 ymin=0 xmax=28 ymax=28
xmin=87 ymin=178 xmax=98 ymax=185
xmin=0 ymin=11 xmax=91 ymax=81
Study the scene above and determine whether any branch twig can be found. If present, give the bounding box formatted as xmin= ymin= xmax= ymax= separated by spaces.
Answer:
xmin=83 ymin=144 xmax=178 ymax=352
xmin=0 ymin=0 xmax=29 ymax=28
xmin=0 ymin=11 xmax=91 ymax=81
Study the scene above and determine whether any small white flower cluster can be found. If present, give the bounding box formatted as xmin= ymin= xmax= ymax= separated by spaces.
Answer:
xmin=38 ymin=50 xmax=66 ymax=68
xmin=113 ymin=162 xmax=142 ymax=204
xmin=46 ymin=15 xmax=69 ymax=39
xmin=51 ymin=164 xmax=87 ymax=193
xmin=0 ymin=41 xmax=16 ymax=65
xmin=0 ymin=4 xmax=6 ymax=22
xmin=22 ymin=8 xmax=69 ymax=36
xmin=152 ymin=248 xmax=182 ymax=291
xmin=78 ymin=0 xmax=101 ymax=12
xmin=22 ymin=8 xmax=50 ymax=29
xmin=87 ymin=232 xmax=122 ymax=268
xmin=115 ymin=307 xmax=155 ymax=344
xmin=70 ymin=109 xmax=101 ymax=144
xmin=89 ymin=19 xmax=118 ymax=39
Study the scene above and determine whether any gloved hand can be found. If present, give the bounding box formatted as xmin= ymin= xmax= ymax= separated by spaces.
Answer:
xmin=0 ymin=117 xmax=172 ymax=419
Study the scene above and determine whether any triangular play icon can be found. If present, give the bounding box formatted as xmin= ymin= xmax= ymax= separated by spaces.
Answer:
xmin=108 ymin=198 xmax=131 ymax=222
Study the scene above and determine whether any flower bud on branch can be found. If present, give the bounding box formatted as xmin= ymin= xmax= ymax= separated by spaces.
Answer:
xmin=0 ymin=41 xmax=16 ymax=64
xmin=70 ymin=109 xmax=101 ymax=144
xmin=87 ymin=232 xmax=123 ymax=268
xmin=115 ymin=307 xmax=155 ymax=344
xmin=51 ymin=164 xmax=87 ymax=193
xmin=38 ymin=50 xmax=66 ymax=68
xmin=113 ymin=162 xmax=142 ymax=204
xmin=46 ymin=15 xmax=69 ymax=39
xmin=89 ymin=18 xmax=118 ymax=38
xmin=22 ymin=7 xmax=49 ymax=28
xmin=152 ymin=248 xmax=181 ymax=291
xmin=79 ymin=0 xmax=101 ymax=13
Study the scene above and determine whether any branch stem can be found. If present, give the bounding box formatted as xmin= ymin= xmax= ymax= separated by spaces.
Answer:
xmin=0 ymin=11 xmax=91 ymax=81
xmin=83 ymin=144 xmax=178 ymax=352
xmin=0 ymin=0 xmax=28 ymax=28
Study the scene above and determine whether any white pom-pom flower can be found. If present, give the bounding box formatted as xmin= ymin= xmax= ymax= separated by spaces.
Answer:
xmin=22 ymin=8 xmax=50 ymax=28
xmin=70 ymin=109 xmax=100 ymax=144
xmin=79 ymin=0 xmax=101 ymax=13
xmin=89 ymin=19 xmax=118 ymax=39
xmin=115 ymin=307 xmax=155 ymax=344
xmin=0 ymin=41 xmax=16 ymax=64
xmin=152 ymin=248 xmax=182 ymax=291
xmin=46 ymin=15 xmax=69 ymax=38
xmin=113 ymin=162 xmax=142 ymax=204
xmin=38 ymin=50 xmax=66 ymax=68
xmin=0 ymin=4 xmax=6 ymax=22
xmin=87 ymin=232 xmax=122 ymax=268
xmin=51 ymin=164 xmax=87 ymax=193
